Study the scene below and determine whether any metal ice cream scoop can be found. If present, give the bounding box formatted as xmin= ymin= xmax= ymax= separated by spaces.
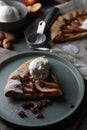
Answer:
xmin=25 ymin=7 xmax=60 ymax=48
xmin=27 ymin=20 xmax=46 ymax=48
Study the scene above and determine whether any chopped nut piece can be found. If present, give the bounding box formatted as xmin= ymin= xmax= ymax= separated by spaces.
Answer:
xmin=30 ymin=107 xmax=40 ymax=114
xmin=69 ymin=102 xmax=75 ymax=108
xmin=21 ymin=101 xmax=34 ymax=109
xmin=34 ymin=99 xmax=52 ymax=109
xmin=35 ymin=112 xmax=44 ymax=118
xmin=18 ymin=110 xmax=26 ymax=118
xmin=3 ymin=38 xmax=11 ymax=49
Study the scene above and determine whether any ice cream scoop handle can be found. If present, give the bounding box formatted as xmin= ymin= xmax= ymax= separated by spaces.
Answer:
xmin=44 ymin=7 xmax=60 ymax=32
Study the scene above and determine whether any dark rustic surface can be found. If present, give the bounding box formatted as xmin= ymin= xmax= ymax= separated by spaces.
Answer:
xmin=0 ymin=48 xmax=17 ymax=63
xmin=0 ymin=0 xmax=87 ymax=129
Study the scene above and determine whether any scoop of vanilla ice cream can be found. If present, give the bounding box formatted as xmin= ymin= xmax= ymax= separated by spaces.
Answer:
xmin=0 ymin=5 xmax=20 ymax=22
xmin=29 ymin=57 xmax=50 ymax=79
xmin=0 ymin=1 xmax=6 ymax=6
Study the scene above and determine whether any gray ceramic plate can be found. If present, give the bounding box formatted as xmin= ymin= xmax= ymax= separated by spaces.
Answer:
xmin=0 ymin=51 xmax=85 ymax=128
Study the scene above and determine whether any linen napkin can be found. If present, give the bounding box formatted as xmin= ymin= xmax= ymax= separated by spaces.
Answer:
xmin=35 ymin=47 xmax=87 ymax=80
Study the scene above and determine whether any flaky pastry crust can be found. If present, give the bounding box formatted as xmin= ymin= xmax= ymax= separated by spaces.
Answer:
xmin=50 ymin=9 xmax=87 ymax=43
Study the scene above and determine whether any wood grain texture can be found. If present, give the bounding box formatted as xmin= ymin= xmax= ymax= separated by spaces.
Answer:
xmin=0 ymin=48 xmax=17 ymax=63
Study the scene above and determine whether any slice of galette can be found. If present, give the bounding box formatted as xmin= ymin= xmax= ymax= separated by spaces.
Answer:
xmin=50 ymin=9 xmax=87 ymax=43
xmin=4 ymin=56 xmax=62 ymax=99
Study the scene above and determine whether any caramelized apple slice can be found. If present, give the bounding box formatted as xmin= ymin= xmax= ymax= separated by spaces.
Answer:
xmin=35 ymin=80 xmax=62 ymax=95
xmin=39 ymin=80 xmax=60 ymax=89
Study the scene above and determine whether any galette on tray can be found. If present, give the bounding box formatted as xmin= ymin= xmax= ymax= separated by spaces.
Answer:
xmin=4 ymin=56 xmax=62 ymax=99
xmin=50 ymin=9 xmax=87 ymax=43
